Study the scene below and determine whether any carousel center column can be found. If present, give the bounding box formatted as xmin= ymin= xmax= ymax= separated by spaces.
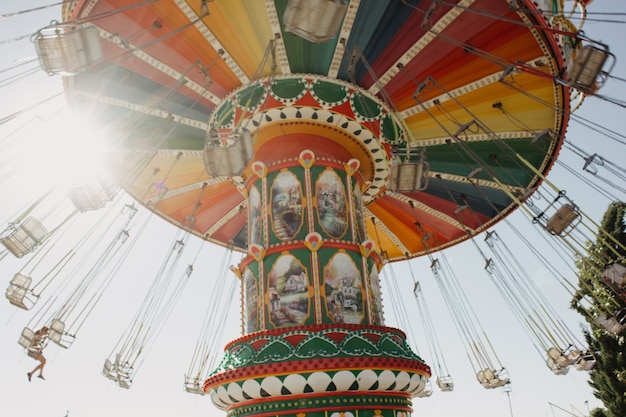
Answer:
xmin=204 ymin=148 xmax=430 ymax=417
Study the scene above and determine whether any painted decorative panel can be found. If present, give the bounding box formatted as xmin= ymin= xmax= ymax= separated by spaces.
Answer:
xmin=270 ymin=171 xmax=304 ymax=241
xmin=243 ymin=268 xmax=258 ymax=334
xmin=369 ymin=264 xmax=384 ymax=326
xmin=248 ymin=186 xmax=262 ymax=246
xmin=268 ymin=253 xmax=310 ymax=328
xmin=316 ymin=168 xmax=347 ymax=239
xmin=324 ymin=251 xmax=363 ymax=324
xmin=353 ymin=181 xmax=366 ymax=242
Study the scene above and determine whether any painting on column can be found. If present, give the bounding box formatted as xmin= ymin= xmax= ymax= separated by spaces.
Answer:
xmin=369 ymin=265 xmax=384 ymax=326
xmin=353 ymin=182 xmax=366 ymax=242
xmin=324 ymin=252 xmax=363 ymax=324
xmin=248 ymin=186 xmax=262 ymax=246
xmin=270 ymin=171 xmax=303 ymax=241
xmin=316 ymin=169 xmax=347 ymax=238
xmin=268 ymin=253 xmax=310 ymax=328
xmin=243 ymin=268 xmax=258 ymax=334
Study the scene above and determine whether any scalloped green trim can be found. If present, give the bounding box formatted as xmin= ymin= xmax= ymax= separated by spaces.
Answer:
xmin=211 ymin=327 xmax=424 ymax=375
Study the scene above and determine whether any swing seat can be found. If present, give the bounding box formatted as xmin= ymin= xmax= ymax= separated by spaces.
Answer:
xmin=482 ymin=368 xmax=495 ymax=381
xmin=103 ymin=359 xmax=118 ymax=381
xmin=33 ymin=22 xmax=103 ymax=75
xmin=389 ymin=161 xmax=429 ymax=192
xmin=604 ymin=264 xmax=626 ymax=288
xmin=477 ymin=368 xmax=510 ymax=389
xmin=595 ymin=309 xmax=626 ymax=335
xmin=487 ymin=376 xmax=509 ymax=389
xmin=575 ymin=353 xmax=597 ymax=371
xmin=476 ymin=370 xmax=488 ymax=385
xmin=563 ymin=346 xmax=583 ymax=364
xmin=545 ymin=204 xmax=580 ymax=236
xmin=388 ymin=146 xmax=430 ymax=193
xmin=26 ymin=348 xmax=44 ymax=359
xmin=546 ymin=346 xmax=576 ymax=368
xmin=283 ymin=0 xmax=348 ymax=43
xmin=0 ymin=217 xmax=48 ymax=258
xmin=114 ymin=353 xmax=134 ymax=379
xmin=567 ymin=44 xmax=613 ymax=94
xmin=436 ymin=375 xmax=454 ymax=392
xmin=18 ymin=327 xmax=36 ymax=350
xmin=5 ymin=273 xmax=38 ymax=310
xmin=546 ymin=347 xmax=561 ymax=360
xmin=48 ymin=319 xmax=75 ymax=348
xmin=477 ymin=369 xmax=494 ymax=388
xmin=19 ymin=326 xmax=48 ymax=358
xmin=203 ymin=129 xmax=254 ymax=178
xmin=68 ymin=178 xmax=118 ymax=212
xmin=184 ymin=376 xmax=206 ymax=395
xmin=117 ymin=377 xmax=132 ymax=389
xmin=546 ymin=357 xmax=570 ymax=375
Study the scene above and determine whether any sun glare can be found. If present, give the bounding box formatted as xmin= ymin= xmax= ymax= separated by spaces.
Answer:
xmin=23 ymin=110 xmax=114 ymax=191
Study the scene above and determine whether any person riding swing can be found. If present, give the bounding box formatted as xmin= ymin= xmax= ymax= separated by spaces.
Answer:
xmin=27 ymin=326 xmax=49 ymax=381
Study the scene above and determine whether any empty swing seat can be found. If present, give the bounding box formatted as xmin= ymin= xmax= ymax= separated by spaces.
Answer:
xmin=0 ymin=217 xmax=48 ymax=258
xmin=545 ymin=204 xmax=580 ymax=236
xmin=103 ymin=353 xmax=135 ymax=388
xmin=102 ymin=359 xmax=117 ymax=381
xmin=283 ymin=0 xmax=348 ymax=43
xmin=436 ymin=375 xmax=454 ymax=392
xmin=567 ymin=44 xmax=612 ymax=94
xmin=388 ymin=146 xmax=430 ymax=193
xmin=68 ymin=178 xmax=119 ymax=212
xmin=184 ymin=376 xmax=206 ymax=395
xmin=115 ymin=355 xmax=133 ymax=383
xmin=604 ymin=264 xmax=626 ymax=288
xmin=33 ymin=22 xmax=103 ymax=75
xmin=547 ymin=346 xmax=575 ymax=368
xmin=575 ymin=352 xmax=597 ymax=371
xmin=477 ymin=368 xmax=510 ymax=389
xmin=203 ymin=129 xmax=254 ymax=178
xmin=546 ymin=347 xmax=571 ymax=374
xmin=5 ymin=273 xmax=38 ymax=310
xmin=114 ymin=353 xmax=134 ymax=379
xmin=563 ymin=346 xmax=583 ymax=365
xmin=477 ymin=369 xmax=489 ymax=387
xmin=48 ymin=319 xmax=74 ymax=348
xmin=389 ymin=161 xmax=429 ymax=193
xmin=595 ymin=309 xmax=626 ymax=335
xmin=547 ymin=357 xmax=570 ymax=375
xmin=117 ymin=378 xmax=132 ymax=389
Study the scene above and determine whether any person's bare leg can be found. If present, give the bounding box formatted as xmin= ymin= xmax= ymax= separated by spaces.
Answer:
xmin=37 ymin=356 xmax=46 ymax=379
xmin=28 ymin=356 xmax=46 ymax=380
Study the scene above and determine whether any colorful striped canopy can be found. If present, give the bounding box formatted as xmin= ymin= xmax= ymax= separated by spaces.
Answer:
xmin=63 ymin=0 xmax=572 ymax=261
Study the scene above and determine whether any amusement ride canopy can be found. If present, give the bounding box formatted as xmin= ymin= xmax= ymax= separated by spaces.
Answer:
xmin=1 ymin=1 xmax=623 ymax=417
xmin=54 ymin=0 xmax=592 ymax=260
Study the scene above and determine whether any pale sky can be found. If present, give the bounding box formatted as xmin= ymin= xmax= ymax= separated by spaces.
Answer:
xmin=1 ymin=2 xmax=625 ymax=417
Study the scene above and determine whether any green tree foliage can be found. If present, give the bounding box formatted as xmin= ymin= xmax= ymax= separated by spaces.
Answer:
xmin=572 ymin=202 xmax=626 ymax=417
xmin=590 ymin=407 xmax=609 ymax=417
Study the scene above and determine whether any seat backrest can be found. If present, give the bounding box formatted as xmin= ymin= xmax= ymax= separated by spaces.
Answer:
xmin=49 ymin=319 xmax=75 ymax=348
xmin=483 ymin=368 xmax=495 ymax=380
xmin=546 ymin=205 xmax=579 ymax=235
xmin=547 ymin=347 xmax=561 ymax=360
xmin=1 ymin=218 xmax=48 ymax=257
xmin=103 ymin=358 xmax=118 ymax=381
xmin=476 ymin=370 xmax=488 ymax=383
xmin=22 ymin=217 xmax=47 ymax=241
xmin=6 ymin=273 xmax=32 ymax=305
xmin=18 ymin=327 xmax=35 ymax=349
